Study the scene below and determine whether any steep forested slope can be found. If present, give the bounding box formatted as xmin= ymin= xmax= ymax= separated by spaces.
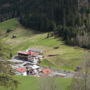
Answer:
xmin=0 ymin=0 xmax=89 ymax=23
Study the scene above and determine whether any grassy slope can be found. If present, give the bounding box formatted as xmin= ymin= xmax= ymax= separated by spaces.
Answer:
xmin=0 ymin=76 xmax=71 ymax=90
xmin=0 ymin=18 xmax=86 ymax=71
xmin=0 ymin=18 xmax=86 ymax=90
xmin=0 ymin=18 xmax=19 ymax=30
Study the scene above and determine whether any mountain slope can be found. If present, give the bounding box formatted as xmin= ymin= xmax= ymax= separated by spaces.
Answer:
xmin=0 ymin=18 xmax=86 ymax=71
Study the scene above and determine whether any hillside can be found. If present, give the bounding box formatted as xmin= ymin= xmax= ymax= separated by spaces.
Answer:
xmin=0 ymin=18 xmax=86 ymax=71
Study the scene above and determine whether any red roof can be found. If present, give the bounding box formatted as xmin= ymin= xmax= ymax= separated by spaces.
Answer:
xmin=18 ymin=51 xmax=39 ymax=56
xmin=42 ymin=68 xmax=52 ymax=74
xmin=16 ymin=68 xmax=26 ymax=72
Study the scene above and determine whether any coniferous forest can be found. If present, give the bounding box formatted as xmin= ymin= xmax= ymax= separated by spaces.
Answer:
xmin=0 ymin=0 xmax=90 ymax=48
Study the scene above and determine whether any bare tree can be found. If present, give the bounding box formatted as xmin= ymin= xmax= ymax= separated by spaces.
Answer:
xmin=69 ymin=52 xmax=90 ymax=90
xmin=76 ymin=32 xmax=90 ymax=48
